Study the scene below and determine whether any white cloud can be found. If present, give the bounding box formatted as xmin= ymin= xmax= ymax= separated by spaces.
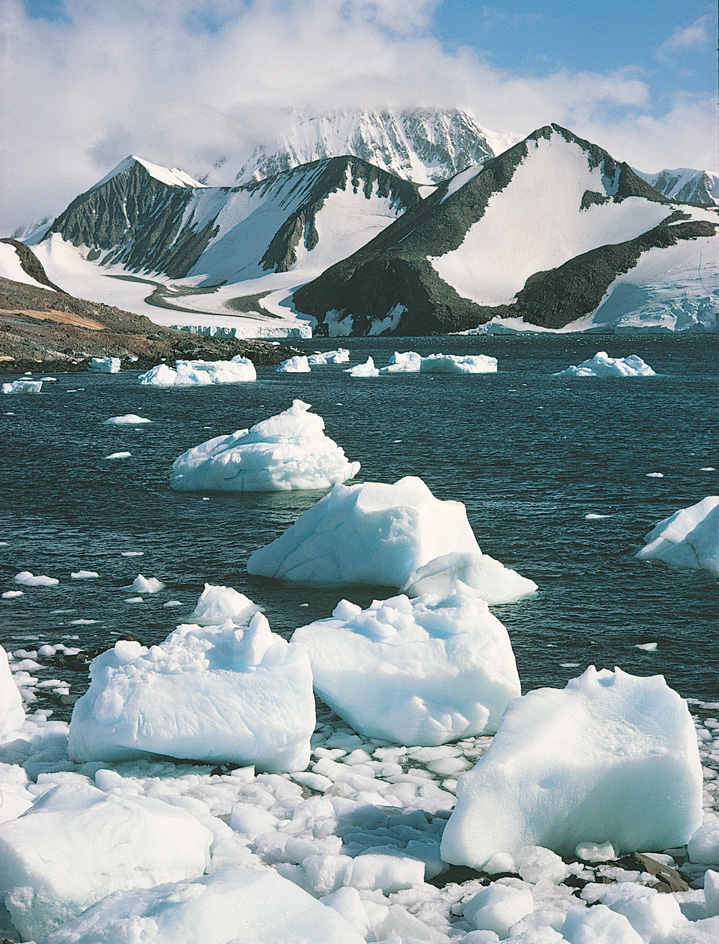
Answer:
xmin=1 ymin=0 xmax=716 ymax=235
xmin=659 ymin=14 xmax=714 ymax=56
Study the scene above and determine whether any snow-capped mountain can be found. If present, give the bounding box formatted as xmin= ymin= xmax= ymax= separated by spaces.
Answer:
xmin=223 ymin=109 xmax=521 ymax=187
xmin=293 ymin=124 xmax=718 ymax=335
xmin=635 ymin=168 xmax=719 ymax=206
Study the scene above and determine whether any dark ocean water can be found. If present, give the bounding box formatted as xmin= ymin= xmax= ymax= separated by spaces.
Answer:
xmin=1 ymin=334 xmax=717 ymax=718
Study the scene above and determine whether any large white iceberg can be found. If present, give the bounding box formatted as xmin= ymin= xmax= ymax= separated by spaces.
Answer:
xmin=555 ymin=351 xmax=656 ymax=377
xmin=89 ymin=356 xmax=120 ymax=373
xmin=45 ymin=865 xmax=365 ymax=944
xmin=0 ymin=782 xmax=212 ymax=942
xmin=68 ymin=609 xmax=315 ymax=772
xmin=277 ymin=355 xmax=311 ymax=372
xmin=0 ymin=644 xmax=24 ymax=737
xmin=635 ymin=496 xmax=719 ymax=575
xmin=400 ymin=551 xmax=537 ymax=605
xmin=291 ymin=591 xmax=521 ymax=745
xmin=138 ymin=356 xmax=256 ymax=386
xmin=247 ymin=476 xmax=481 ymax=587
xmin=170 ymin=400 xmax=360 ymax=492
xmin=1 ymin=379 xmax=42 ymax=394
xmin=441 ymin=667 xmax=703 ymax=869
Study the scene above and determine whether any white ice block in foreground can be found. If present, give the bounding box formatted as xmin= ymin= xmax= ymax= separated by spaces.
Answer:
xmin=291 ymin=591 xmax=520 ymax=745
xmin=441 ymin=667 xmax=703 ymax=868
xmin=248 ymin=476 xmax=481 ymax=587
xmin=1 ymin=379 xmax=42 ymax=394
xmin=0 ymin=782 xmax=212 ymax=942
xmin=89 ymin=356 xmax=120 ymax=373
xmin=635 ymin=496 xmax=719 ymax=575
xmin=0 ymin=644 xmax=24 ymax=736
xmin=138 ymin=356 xmax=256 ymax=386
xmin=170 ymin=400 xmax=360 ymax=492
xmin=45 ymin=865 xmax=366 ymax=944
xmin=401 ymin=551 xmax=537 ymax=605
xmin=68 ymin=610 xmax=314 ymax=772
xmin=555 ymin=351 xmax=655 ymax=377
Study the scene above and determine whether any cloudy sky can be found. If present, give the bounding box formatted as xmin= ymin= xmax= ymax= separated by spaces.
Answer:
xmin=1 ymin=0 xmax=716 ymax=234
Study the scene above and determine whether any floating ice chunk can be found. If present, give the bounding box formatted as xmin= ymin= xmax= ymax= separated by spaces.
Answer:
xmin=0 ymin=644 xmax=24 ymax=736
xmin=646 ymin=472 xmax=664 ymax=478
xmin=635 ymin=496 xmax=719 ymax=575
xmin=636 ymin=642 xmax=658 ymax=652
xmin=189 ymin=583 xmax=259 ymax=625
xmin=346 ymin=357 xmax=379 ymax=378
xmin=585 ymin=513 xmax=610 ymax=519
xmin=1 ymin=379 xmax=42 ymax=394
xmin=401 ymin=551 xmax=537 ymax=605
xmin=89 ymin=356 xmax=120 ymax=373
xmin=170 ymin=401 xmax=360 ymax=492
xmin=68 ymin=611 xmax=314 ymax=771
xmin=44 ymin=865 xmax=365 ymax=944
xmin=139 ymin=358 xmax=256 ymax=386
xmin=105 ymin=451 xmax=131 ymax=459
xmin=342 ymin=852 xmax=425 ymax=894
xmin=248 ymin=476 xmax=480 ymax=587
xmin=0 ymin=781 xmax=212 ymax=942
xmin=555 ymin=351 xmax=656 ymax=377
xmin=277 ymin=355 xmax=311 ymax=372
xmin=1 ymin=590 xmax=23 ymax=599
xmin=104 ymin=413 xmax=151 ymax=424
xmin=560 ymin=905 xmax=644 ymax=944
xmin=381 ymin=351 xmax=423 ymax=373
xmin=308 ymin=348 xmax=350 ymax=365
xmin=420 ymin=353 xmax=497 ymax=374
xmin=291 ymin=591 xmax=520 ymax=745
xmin=137 ymin=363 xmax=177 ymax=385
xmin=688 ymin=818 xmax=719 ymax=864
xmin=14 ymin=570 xmax=59 ymax=586
xmin=71 ymin=571 xmax=99 ymax=580
xmin=441 ymin=667 xmax=703 ymax=869
xmin=463 ymin=883 xmax=534 ymax=936
xmin=129 ymin=574 xmax=164 ymax=594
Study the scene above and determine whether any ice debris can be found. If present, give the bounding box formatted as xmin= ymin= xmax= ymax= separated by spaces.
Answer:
xmin=555 ymin=351 xmax=656 ymax=377
xmin=635 ymin=496 xmax=719 ymax=575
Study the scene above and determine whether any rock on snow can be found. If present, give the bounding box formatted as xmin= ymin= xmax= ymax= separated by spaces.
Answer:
xmin=555 ymin=351 xmax=656 ymax=377
xmin=247 ymin=476 xmax=481 ymax=587
xmin=401 ymin=550 xmax=537 ymax=605
xmin=441 ymin=667 xmax=703 ymax=869
xmin=636 ymin=495 xmax=719 ymax=575
xmin=291 ymin=590 xmax=521 ymax=745
xmin=170 ymin=400 xmax=360 ymax=492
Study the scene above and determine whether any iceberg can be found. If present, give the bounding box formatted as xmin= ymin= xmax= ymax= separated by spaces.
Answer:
xmin=14 ymin=570 xmax=59 ymax=586
xmin=401 ymin=551 xmax=537 ymax=605
xmin=0 ymin=644 xmax=24 ymax=736
xmin=308 ymin=348 xmax=350 ymax=365
xmin=440 ymin=667 xmax=703 ymax=869
xmin=291 ymin=591 xmax=521 ymax=745
xmin=555 ymin=351 xmax=656 ymax=377
xmin=138 ymin=357 xmax=256 ymax=386
xmin=381 ymin=351 xmax=423 ymax=373
xmin=89 ymin=356 xmax=120 ymax=373
xmin=378 ymin=352 xmax=497 ymax=373
xmin=1 ymin=379 xmax=42 ymax=394
xmin=170 ymin=400 xmax=360 ymax=492
xmin=68 ymin=606 xmax=315 ymax=772
xmin=345 ymin=357 xmax=379 ymax=378
xmin=188 ymin=583 xmax=259 ymax=625
xmin=635 ymin=496 xmax=719 ymax=575
xmin=104 ymin=414 xmax=151 ymax=424
xmin=277 ymin=355 xmax=311 ymax=372
xmin=247 ymin=476 xmax=481 ymax=587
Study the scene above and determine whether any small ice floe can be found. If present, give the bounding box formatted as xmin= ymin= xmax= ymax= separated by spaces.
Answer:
xmin=646 ymin=471 xmax=664 ymax=478
xmin=1 ymin=379 xmax=42 ymax=394
xmin=291 ymin=590 xmax=520 ymax=745
xmin=636 ymin=495 xmax=719 ymax=575
xmin=555 ymin=351 xmax=656 ymax=377
xmin=128 ymin=575 xmax=164 ymax=594
xmin=248 ymin=476 xmax=481 ymax=588
xmin=585 ymin=513 xmax=610 ymax=519
xmin=170 ymin=401 xmax=360 ymax=493
xmin=104 ymin=414 xmax=151 ymax=425
xmin=162 ymin=600 xmax=184 ymax=608
xmin=0 ymin=782 xmax=212 ymax=942
xmin=138 ymin=356 xmax=256 ymax=386
xmin=71 ymin=571 xmax=99 ymax=580
xmin=0 ymin=643 xmax=25 ymax=736
xmin=440 ymin=667 xmax=703 ymax=869
xmin=121 ymin=551 xmax=144 ymax=557
xmin=701 ymin=467 xmax=716 ymax=472
xmin=13 ymin=571 xmax=59 ymax=586
xmin=400 ymin=550 xmax=537 ymax=606
xmin=277 ymin=355 xmax=310 ymax=373
xmin=69 ymin=619 xmax=98 ymax=626
xmin=105 ymin=451 xmax=131 ymax=460
xmin=68 ymin=605 xmax=314 ymax=771
xmin=345 ymin=357 xmax=379 ymax=378
xmin=40 ymin=376 xmax=57 ymax=381
xmin=125 ymin=596 xmax=144 ymax=603
xmin=636 ymin=642 xmax=658 ymax=652
xmin=1 ymin=590 xmax=23 ymax=599
xmin=88 ymin=356 xmax=120 ymax=373
xmin=308 ymin=348 xmax=350 ymax=365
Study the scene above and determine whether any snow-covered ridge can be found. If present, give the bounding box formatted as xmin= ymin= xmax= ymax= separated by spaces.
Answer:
xmin=637 ymin=167 xmax=719 ymax=206
xmin=90 ymin=155 xmax=206 ymax=191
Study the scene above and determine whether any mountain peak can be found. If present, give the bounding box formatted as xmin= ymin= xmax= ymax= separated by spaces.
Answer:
xmin=90 ymin=156 xmax=205 ymax=192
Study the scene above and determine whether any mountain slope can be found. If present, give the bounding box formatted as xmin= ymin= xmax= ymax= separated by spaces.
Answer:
xmin=637 ymin=168 xmax=719 ymax=206
xmin=293 ymin=124 xmax=718 ymax=335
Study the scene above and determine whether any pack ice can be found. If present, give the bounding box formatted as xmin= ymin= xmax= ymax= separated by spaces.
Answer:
xmin=441 ymin=667 xmax=703 ymax=868
xmin=0 ymin=644 xmax=24 ymax=737
xmin=170 ymin=400 xmax=360 ymax=492
xmin=68 ymin=591 xmax=314 ymax=772
xmin=555 ymin=351 xmax=656 ymax=377
xmin=291 ymin=590 xmax=521 ymax=745
xmin=247 ymin=476 xmax=481 ymax=587
xmin=636 ymin=496 xmax=719 ymax=575
xmin=0 ymin=781 xmax=212 ymax=942
xmin=138 ymin=356 xmax=256 ymax=385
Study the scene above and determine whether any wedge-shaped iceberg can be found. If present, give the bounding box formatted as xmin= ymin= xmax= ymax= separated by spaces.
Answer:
xmin=0 ymin=644 xmax=24 ymax=736
xmin=68 ymin=608 xmax=315 ymax=772
xmin=138 ymin=356 xmax=256 ymax=385
xmin=0 ymin=782 xmax=212 ymax=943
xmin=291 ymin=591 xmax=520 ymax=745
xmin=247 ymin=476 xmax=481 ymax=587
xmin=170 ymin=400 xmax=360 ymax=492
xmin=401 ymin=551 xmax=537 ymax=605
xmin=440 ymin=667 xmax=703 ymax=869
xmin=555 ymin=351 xmax=655 ymax=377
xmin=636 ymin=496 xmax=719 ymax=575
xmin=45 ymin=865 xmax=366 ymax=944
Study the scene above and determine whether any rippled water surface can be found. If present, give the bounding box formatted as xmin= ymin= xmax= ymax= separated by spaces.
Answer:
xmin=1 ymin=334 xmax=717 ymax=716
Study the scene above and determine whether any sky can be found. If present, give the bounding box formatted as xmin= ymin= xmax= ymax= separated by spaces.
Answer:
xmin=1 ymin=0 xmax=717 ymax=234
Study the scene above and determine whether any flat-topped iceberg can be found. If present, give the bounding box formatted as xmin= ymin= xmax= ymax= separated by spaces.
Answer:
xmin=556 ymin=351 xmax=655 ymax=377
xmin=139 ymin=356 xmax=256 ymax=386
xmin=0 ymin=644 xmax=24 ymax=736
xmin=308 ymin=348 xmax=350 ymax=365
xmin=277 ymin=355 xmax=311 ymax=372
xmin=441 ymin=667 xmax=703 ymax=869
xmin=401 ymin=550 xmax=537 ymax=605
xmin=247 ymin=476 xmax=481 ymax=587
xmin=379 ymin=352 xmax=497 ymax=373
xmin=636 ymin=496 xmax=719 ymax=575
xmin=89 ymin=356 xmax=120 ymax=373
xmin=0 ymin=782 xmax=212 ymax=943
xmin=291 ymin=591 xmax=521 ymax=745
xmin=68 ymin=604 xmax=315 ymax=772
xmin=1 ymin=379 xmax=42 ymax=394
xmin=170 ymin=400 xmax=360 ymax=492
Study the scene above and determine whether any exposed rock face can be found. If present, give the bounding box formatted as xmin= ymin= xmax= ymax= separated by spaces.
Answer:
xmin=638 ymin=168 xmax=719 ymax=206
xmin=0 ymin=238 xmax=65 ymax=292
